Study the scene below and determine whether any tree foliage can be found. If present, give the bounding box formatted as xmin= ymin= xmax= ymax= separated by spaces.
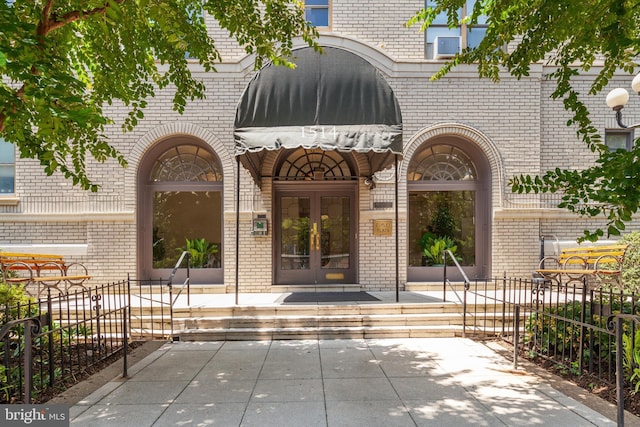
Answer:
xmin=0 ymin=0 xmax=318 ymax=190
xmin=408 ymin=0 xmax=640 ymax=241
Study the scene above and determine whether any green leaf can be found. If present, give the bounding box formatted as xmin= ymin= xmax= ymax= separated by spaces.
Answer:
xmin=407 ymin=0 xmax=640 ymax=241
xmin=0 ymin=0 xmax=318 ymax=189
xmin=608 ymin=225 xmax=621 ymax=236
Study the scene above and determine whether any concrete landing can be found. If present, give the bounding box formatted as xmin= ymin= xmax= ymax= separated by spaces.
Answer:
xmin=68 ymin=338 xmax=627 ymax=426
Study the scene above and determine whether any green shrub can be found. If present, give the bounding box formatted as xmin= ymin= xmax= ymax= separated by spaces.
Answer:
xmin=421 ymin=235 xmax=462 ymax=266
xmin=525 ymin=301 xmax=593 ymax=356
xmin=623 ymin=329 xmax=640 ymax=394
xmin=525 ymin=301 xmax=625 ymax=361
xmin=0 ymin=282 xmax=36 ymax=323
xmin=620 ymin=231 xmax=640 ymax=293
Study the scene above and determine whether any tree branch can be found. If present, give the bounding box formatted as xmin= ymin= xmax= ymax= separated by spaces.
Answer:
xmin=40 ymin=0 xmax=127 ymax=36
xmin=0 ymin=84 xmax=26 ymax=133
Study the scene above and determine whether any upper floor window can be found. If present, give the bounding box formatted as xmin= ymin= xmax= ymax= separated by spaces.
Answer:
xmin=425 ymin=0 xmax=487 ymax=60
xmin=185 ymin=3 xmax=204 ymax=60
xmin=605 ymin=129 xmax=634 ymax=151
xmin=305 ymin=0 xmax=330 ymax=28
xmin=0 ymin=138 xmax=15 ymax=194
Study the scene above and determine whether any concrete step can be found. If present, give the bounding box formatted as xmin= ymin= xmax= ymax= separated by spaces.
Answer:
xmin=270 ymin=284 xmax=363 ymax=293
xmin=176 ymin=324 xmax=466 ymax=341
xmin=179 ymin=313 xmax=464 ymax=329
xmin=48 ymin=290 xmax=519 ymax=341
xmin=132 ymin=301 xmax=466 ymax=318
xmin=173 ymin=325 xmax=519 ymax=341
xmin=126 ymin=312 xmax=518 ymax=336
xmin=405 ymin=282 xmax=468 ymax=292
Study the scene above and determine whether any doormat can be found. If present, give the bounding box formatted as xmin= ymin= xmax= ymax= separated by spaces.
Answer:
xmin=283 ymin=291 xmax=380 ymax=303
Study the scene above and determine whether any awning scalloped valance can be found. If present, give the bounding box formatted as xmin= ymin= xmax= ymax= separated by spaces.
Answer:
xmin=234 ymin=47 xmax=403 ymax=186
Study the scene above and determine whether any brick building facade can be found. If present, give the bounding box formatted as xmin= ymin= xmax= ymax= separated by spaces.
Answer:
xmin=1 ymin=2 xmax=637 ymax=291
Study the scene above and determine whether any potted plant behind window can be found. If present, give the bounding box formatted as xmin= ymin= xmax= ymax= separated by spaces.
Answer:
xmin=419 ymin=205 xmax=463 ymax=266
xmin=421 ymin=235 xmax=462 ymax=266
xmin=178 ymin=238 xmax=219 ymax=268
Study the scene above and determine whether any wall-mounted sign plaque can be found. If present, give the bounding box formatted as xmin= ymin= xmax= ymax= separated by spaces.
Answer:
xmin=373 ymin=220 xmax=392 ymax=236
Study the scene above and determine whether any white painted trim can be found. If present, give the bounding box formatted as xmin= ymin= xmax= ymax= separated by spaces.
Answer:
xmin=0 ymin=244 xmax=89 ymax=256
xmin=0 ymin=212 xmax=135 ymax=222
xmin=494 ymin=208 xmax=586 ymax=220
xmin=0 ymin=197 xmax=20 ymax=206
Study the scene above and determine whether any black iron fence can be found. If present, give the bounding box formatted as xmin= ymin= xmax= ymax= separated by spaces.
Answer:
xmin=5 ymin=269 xmax=639 ymax=420
xmin=0 ymin=281 xmax=131 ymax=404
xmin=127 ymin=277 xmax=191 ymax=340
xmin=462 ymin=275 xmax=639 ymax=424
xmin=0 ymin=273 xmax=192 ymax=404
xmin=124 ymin=253 xmax=192 ymax=340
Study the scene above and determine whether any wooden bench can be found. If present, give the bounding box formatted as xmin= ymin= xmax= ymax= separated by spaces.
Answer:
xmin=0 ymin=252 xmax=91 ymax=297
xmin=534 ymin=244 xmax=628 ymax=288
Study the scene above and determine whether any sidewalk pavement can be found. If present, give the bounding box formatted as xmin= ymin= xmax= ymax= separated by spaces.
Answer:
xmin=68 ymin=337 xmax=626 ymax=427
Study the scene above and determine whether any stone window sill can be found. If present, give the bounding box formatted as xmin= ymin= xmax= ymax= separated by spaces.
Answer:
xmin=0 ymin=196 xmax=19 ymax=206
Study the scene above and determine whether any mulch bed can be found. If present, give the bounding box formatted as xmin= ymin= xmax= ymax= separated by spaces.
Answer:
xmin=24 ymin=341 xmax=145 ymax=404
xmin=535 ymin=357 xmax=640 ymax=417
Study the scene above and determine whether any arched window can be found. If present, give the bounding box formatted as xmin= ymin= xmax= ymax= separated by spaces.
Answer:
xmin=407 ymin=141 xmax=489 ymax=281
xmin=408 ymin=145 xmax=476 ymax=181
xmin=151 ymin=145 xmax=222 ymax=182
xmin=139 ymin=141 xmax=224 ymax=284
xmin=276 ymin=148 xmax=355 ymax=180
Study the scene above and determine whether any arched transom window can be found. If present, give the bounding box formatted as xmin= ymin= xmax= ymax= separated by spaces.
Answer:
xmin=408 ymin=145 xmax=476 ymax=181
xmin=276 ymin=148 xmax=355 ymax=181
xmin=151 ymin=145 xmax=222 ymax=182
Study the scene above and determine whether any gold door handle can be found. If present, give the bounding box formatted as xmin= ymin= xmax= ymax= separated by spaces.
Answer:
xmin=311 ymin=223 xmax=320 ymax=251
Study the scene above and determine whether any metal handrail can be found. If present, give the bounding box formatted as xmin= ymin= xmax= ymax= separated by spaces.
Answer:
xmin=128 ymin=253 xmax=192 ymax=340
xmin=167 ymin=251 xmax=191 ymax=286
xmin=167 ymin=251 xmax=191 ymax=306
xmin=167 ymin=251 xmax=192 ymax=339
xmin=442 ymin=249 xmax=470 ymax=303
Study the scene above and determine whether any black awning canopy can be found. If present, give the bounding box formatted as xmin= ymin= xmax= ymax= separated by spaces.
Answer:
xmin=234 ymin=47 xmax=403 ymax=185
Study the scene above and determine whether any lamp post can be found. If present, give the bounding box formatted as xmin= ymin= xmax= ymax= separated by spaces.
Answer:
xmin=606 ymin=73 xmax=640 ymax=128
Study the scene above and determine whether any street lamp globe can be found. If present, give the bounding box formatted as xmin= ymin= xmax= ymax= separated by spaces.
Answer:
xmin=632 ymin=73 xmax=640 ymax=94
xmin=607 ymin=72 xmax=640 ymax=128
xmin=606 ymin=87 xmax=629 ymax=111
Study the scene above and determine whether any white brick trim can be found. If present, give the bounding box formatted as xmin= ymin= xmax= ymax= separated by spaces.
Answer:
xmin=126 ymin=122 xmax=234 ymax=199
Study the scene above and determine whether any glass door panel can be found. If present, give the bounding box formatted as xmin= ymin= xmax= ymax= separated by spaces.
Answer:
xmin=275 ymin=188 xmax=356 ymax=285
xmin=280 ymin=197 xmax=311 ymax=270
xmin=320 ymin=196 xmax=350 ymax=269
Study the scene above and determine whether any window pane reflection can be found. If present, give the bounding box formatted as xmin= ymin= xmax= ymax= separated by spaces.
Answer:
xmin=153 ymin=191 xmax=222 ymax=269
xmin=280 ymin=197 xmax=311 ymax=270
xmin=408 ymin=191 xmax=476 ymax=267
xmin=321 ymin=196 xmax=350 ymax=269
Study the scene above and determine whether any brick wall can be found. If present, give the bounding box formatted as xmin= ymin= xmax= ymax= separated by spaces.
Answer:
xmin=2 ymin=2 xmax=638 ymax=291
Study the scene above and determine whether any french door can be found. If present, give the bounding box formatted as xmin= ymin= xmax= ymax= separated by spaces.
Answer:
xmin=275 ymin=185 xmax=356 ymax=285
